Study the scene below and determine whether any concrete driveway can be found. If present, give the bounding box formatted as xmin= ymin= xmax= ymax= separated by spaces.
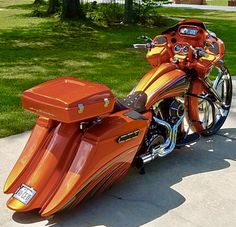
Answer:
xmin=1 ymin=78 xmax=236 ymax=227
xmin=164 ymin=4 xmax=236 ymax=12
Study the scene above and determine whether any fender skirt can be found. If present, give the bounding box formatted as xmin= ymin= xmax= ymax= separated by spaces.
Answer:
xmin=4 ymin=110 xmax=150 ymax=217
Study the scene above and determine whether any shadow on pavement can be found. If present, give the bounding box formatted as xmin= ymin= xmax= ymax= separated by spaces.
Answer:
xmin=12 ymin=128 xmax=236 ymax=227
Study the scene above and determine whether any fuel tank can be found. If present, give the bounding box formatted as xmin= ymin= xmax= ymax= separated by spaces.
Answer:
xmin=4 ymin=110 xmax=150 ymax=217
xmin=133 ymin=63 xmax=189 ymax=109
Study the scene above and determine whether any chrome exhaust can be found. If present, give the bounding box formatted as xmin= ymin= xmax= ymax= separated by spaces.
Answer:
xmin=140 ymin=115 xmax=184 ymax=165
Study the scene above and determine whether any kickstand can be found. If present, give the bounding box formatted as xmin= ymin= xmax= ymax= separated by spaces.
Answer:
xmin=139 ymin=167 xmax=145 ymax=175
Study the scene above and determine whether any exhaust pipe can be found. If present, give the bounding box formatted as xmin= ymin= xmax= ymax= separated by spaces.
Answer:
xmin=139 ymin=115 xmax=184 ymax=165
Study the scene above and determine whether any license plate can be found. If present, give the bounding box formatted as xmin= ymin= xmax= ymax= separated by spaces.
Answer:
xmin=13 ymin=184 xmax=36 ymax=205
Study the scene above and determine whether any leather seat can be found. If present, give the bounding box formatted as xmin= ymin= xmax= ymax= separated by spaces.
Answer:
xmin=117 ymin=91 xmax=147 ymax=113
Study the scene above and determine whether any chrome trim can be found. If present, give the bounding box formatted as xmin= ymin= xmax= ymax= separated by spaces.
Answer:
xmin=117 ymin=130 xmax=140 ymax=143
xmin=204 ymin=77 xmax=223 ymax=103
xmin=140 ymin=115 xmax=184 ymax=164
xmin=104 ymin=98 xmax=110 ymax=107
xmin=77 ymin=104 xmax=84 ymax=113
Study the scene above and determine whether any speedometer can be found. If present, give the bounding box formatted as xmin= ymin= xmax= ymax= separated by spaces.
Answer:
xmin=174 ymin=44 xmax=181 ymax=53
xmin=179 ymin=27 xmax=199 ymax=36
xmin=182 ymin=45 xmax=189 ymax=54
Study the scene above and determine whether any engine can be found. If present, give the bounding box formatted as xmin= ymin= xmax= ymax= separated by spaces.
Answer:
xmin=135 ymin=98 xmax=185 ymax=168
xmin=157 ymin=98 xmax=184 ymax=124
xmin=145 ymin=98 xmax=184 ymax=146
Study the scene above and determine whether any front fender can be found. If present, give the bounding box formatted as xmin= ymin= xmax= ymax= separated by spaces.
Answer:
xmin=185 ymin=78 xmax=208 ymax=132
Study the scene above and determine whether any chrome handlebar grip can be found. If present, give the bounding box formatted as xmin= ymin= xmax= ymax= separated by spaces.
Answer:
xmin=133 ymin=44 xmax=147 ymax=49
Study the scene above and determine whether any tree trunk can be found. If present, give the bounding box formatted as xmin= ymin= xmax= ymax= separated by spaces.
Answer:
xmin=47 ymin=0 xmax=60 ymax=15
xmin=124 ymin=0 xmax=133 ymax=24
xmin=33 ymin=0 xmax=43 ymax=5
xmin=61 ymin=0 xmax=84 ymax=19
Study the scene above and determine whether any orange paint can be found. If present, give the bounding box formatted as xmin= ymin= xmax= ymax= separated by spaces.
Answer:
xmin=4 ymin=19 xmax=227 ymax=216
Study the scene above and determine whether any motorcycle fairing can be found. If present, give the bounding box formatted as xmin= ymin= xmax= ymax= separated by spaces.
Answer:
xmin=133 ymin=63 xmax=189 ymax=109
xmin=146 ymin=46 xmax=170 ymax=67
xmin=161 ymin=19 xmax=207 ymax=35
xmin=4 ymin=109 xmax=150 ymax=217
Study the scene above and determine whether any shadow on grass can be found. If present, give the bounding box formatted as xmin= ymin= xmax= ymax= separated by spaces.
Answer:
xmin=1 ymin=2 xmax=236 ymax=139
xmin=11 ymin=127 xmax=236 ymax=226
xmin=0 ymin=19 xmax=161 ymax=137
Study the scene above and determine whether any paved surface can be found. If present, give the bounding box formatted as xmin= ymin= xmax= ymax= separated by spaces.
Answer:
xmin=1 ymin=78 xmax=236 ymax=227
xmin=164 ymin=3 xmax=236 ymax=11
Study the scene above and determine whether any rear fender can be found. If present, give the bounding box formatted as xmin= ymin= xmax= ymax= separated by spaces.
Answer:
xmin=4 ymin=109 xmax=150 ymax=217
xmin=3 ymin=117 xmax=57 ymax=194
xmin=40 ymin=109 xmax=150 ymax=217
xmin=5 ymin=120 xmax=82 ymax=212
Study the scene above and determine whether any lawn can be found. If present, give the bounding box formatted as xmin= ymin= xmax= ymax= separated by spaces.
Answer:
xmin=0 ymin=0 xmax=236 ymax=137
xmin=206 ymin=0 xmax=228 ymax=6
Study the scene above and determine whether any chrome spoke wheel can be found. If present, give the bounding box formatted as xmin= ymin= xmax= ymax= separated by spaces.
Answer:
xmin=200 ymin=65 xmax=232 ymax=136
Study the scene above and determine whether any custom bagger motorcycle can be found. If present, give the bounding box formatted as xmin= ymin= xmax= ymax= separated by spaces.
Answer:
xmin=4 ymin=19 xmax=232 ymax=217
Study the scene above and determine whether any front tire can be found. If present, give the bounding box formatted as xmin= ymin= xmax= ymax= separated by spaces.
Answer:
xmin=200 ymin=65 xmax=232 ymax=136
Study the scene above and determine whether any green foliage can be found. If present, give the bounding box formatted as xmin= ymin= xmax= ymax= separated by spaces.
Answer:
xmin=83 ymin=3 xmax=124 ymax=25
xmin=81 ymin=1 xmax=172 ymax=26
xmin=133 ymin=0 xmax=172 ymax=25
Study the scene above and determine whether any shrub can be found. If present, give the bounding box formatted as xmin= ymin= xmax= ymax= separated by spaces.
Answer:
xmin=133 ymin=0 xmax=172 ymax=26
xmin=83 ymin=2 xmax=124 ymax=25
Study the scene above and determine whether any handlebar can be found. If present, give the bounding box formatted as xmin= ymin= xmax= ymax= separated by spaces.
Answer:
xmin=193 ymin=47 xmax=209 ymax=58
xmin=133 ymin=43 xmax=154 ymax=49
xmin=134 ymin=42 xmax=209 ymax=60
xmin=133 ymin=35 xmax=154 ymax=49
xmin=133 ymin=44 xmax=147 ymax=49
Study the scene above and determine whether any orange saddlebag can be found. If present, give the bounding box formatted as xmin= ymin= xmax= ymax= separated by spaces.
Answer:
xmin=22 ymin=77 xmax=116 ymax=123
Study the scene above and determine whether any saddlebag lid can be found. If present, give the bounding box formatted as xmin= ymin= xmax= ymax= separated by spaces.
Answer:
xmin=22 ymin=77 xmax=116 ymax=123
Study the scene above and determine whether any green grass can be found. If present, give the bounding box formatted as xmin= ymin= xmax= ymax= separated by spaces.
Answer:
xmin=206 ymin=0 xmax=228 ymax=6
xmin=0 ymin=1 xmax=236 ymax=137
xmin=0 ymin=0 xmax=161 ymax=137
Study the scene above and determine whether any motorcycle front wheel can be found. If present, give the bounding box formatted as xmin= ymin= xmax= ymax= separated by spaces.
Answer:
xmin=199 ymin=65 xmax=232 ymax=136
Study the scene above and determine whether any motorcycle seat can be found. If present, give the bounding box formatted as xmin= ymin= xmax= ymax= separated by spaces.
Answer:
xmin=117 ymin=91 xmax=147 ymax=113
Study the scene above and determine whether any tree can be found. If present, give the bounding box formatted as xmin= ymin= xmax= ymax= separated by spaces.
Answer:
xmin=124 ymin=0 xmax=133 ymax=24
xmin=61 ymin=0 xmax=84 ymax=19
xmin=47 ymin=0 xmax=60 ymax=15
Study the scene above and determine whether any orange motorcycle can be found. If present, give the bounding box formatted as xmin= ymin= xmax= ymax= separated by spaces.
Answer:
xmin=4 ymin=19 xmax=232 ymax=217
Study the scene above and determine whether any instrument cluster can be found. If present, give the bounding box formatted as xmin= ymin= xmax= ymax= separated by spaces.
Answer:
xmin=173 ymin=44 xmax=190 ymax=55
xmin=179 ymin=27 xmax=199 ymax=36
